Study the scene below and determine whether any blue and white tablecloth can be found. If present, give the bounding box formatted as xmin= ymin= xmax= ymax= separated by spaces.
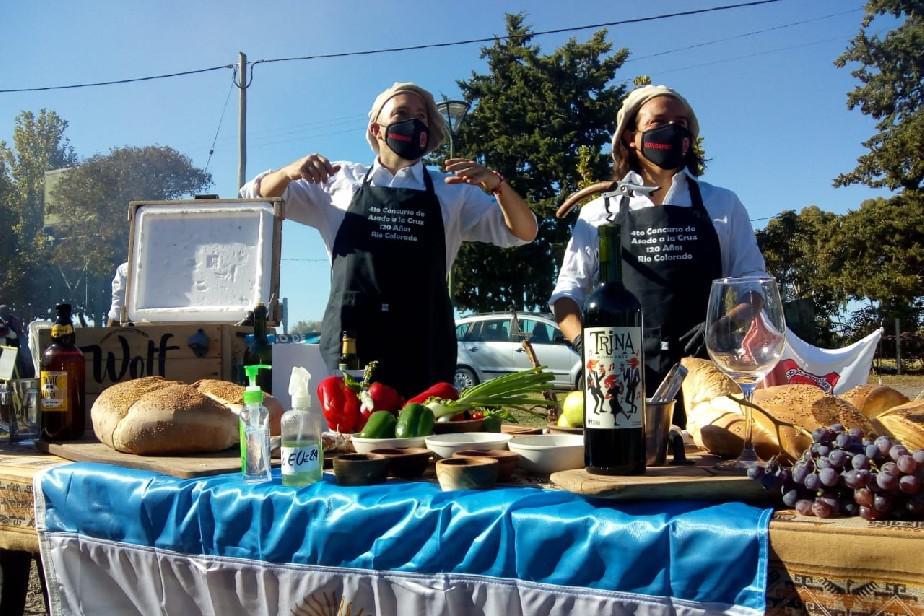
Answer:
xmin=35 ymin=463 xmax=771 ymax=615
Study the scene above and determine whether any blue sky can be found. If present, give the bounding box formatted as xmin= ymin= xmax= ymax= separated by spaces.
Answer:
xmin=0 ymin=0 xmax=888 ymax=325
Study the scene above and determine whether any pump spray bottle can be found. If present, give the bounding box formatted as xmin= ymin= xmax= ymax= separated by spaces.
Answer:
xmin=241 ymin=364 xmax=272 ymax=483
xmin=281 ymin=367 xmax=324 ymax=486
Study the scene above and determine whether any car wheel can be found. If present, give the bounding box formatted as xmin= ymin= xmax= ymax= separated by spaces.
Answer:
xmin=575 ymin=370 xmax=585 ymax=391
xmin=454 ymin=366 xmax=479 ymax=391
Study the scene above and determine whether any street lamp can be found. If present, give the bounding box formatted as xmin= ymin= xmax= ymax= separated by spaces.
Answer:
xmin=436 ymin=98 xmax=470 ymax=159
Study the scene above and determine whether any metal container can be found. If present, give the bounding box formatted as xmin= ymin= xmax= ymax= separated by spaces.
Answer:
xmin=645 ymin=399 xmax=674 ymax=466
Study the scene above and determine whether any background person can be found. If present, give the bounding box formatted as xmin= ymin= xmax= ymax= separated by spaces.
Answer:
xmin=550 ymin=85 xmax=767 ymax=426
xmin=240 ymin=82 xmax=537 ymax=397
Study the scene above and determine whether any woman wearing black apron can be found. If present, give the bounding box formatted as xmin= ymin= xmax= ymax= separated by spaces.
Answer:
xmin=550 ymin=85 xmax=767 ymax=427
xmin=241 ymin=83 xmax=537 ymax=398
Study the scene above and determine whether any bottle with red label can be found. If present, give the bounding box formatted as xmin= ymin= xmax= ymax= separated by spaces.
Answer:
xmin=582 ymin=222 xmax=646 ymax=475
xmin=40 ymin=303 xmax=85 ymax=441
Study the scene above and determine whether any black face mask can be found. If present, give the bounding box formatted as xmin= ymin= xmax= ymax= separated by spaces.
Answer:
xmin=640 ymin=124 xmax=691 ymax=170
xmin=383 ymin=118 xmax=429 ymax=161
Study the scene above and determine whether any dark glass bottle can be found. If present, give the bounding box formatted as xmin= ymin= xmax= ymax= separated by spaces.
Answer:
xmin=40 ymin=303 xmax=85 ymax=441
xmin=338 ymin=331 xmax=359 ymax=372
xmin=582 ymin=222 xmax=645 ymax=475
xmin=243 ymin=303 xmax=273 ymax=394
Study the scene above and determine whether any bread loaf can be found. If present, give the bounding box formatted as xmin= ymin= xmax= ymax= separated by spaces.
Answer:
xmin=93 ymin=381 xmax=238 ymax=454
xmin=686 ymin=396 xmax=779 ymax=460
xmin=92 ymin=377 xmax=284 ymax=455
xmin=680 ymin=358 xmax=739 ymax=419
xmin=752 ymin=385 xmax=874 ymax=435
xmin=841 ymin=384 xmax=909 ymax=418
xmin=872 ymin=400 xmax=924 ymax=451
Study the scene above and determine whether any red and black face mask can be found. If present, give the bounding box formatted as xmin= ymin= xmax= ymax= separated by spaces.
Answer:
xmin=640 ymin=124 xmax=691 ymax=170
xmin=384 ymin=118 xmax=429 ymax=161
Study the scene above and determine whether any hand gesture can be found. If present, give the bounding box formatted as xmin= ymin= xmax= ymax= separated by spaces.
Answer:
xmin=283 ymin=154 xmax=341 ymax=183
xmin=443 ymin=158 xmax=504 ymax=193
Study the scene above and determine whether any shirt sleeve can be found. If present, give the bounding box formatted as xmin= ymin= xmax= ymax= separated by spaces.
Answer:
xmin=108 ymin=262 xmax=128 ymax=322
xmin=239 ymin=169 xmax=334 ymax=230
xmin=457 ymin=185 xmax=533 ymax=248
xmin=724 ymin=193 xmax=768 ymax=278
xmin=548 ymin=215 xmax=599 ymax=310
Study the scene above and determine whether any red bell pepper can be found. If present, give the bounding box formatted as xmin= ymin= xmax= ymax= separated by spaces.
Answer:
xmin=360 ymin=382 xmax=405 ymax=416
xmin=407 ymin=382 xmax=459 ymax=405
xmin=316 ymin=376 xmax=363 ymax=433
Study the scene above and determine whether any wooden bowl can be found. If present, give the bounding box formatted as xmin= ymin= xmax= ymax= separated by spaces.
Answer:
xmin=332 ymin=453 xmax=389 ymax=486
xmin=368 ymin=447 xmax=432 ymax=479
xmin=432 ymin=418 xmax=485 ymax=434
xmin=435 ymin=457 xmax=498 ymax=491
xmin=453 ymin=449 xmax=520 ymax=481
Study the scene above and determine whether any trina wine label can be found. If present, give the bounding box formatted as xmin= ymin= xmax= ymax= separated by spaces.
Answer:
xmin=583 ymin=327 xmax=643 ymax=429
xmin=40 ymin=371 xmax=69 ymax=413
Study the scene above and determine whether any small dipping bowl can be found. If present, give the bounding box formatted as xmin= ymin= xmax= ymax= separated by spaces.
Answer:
xmin=368 ymin=448 xmax=432 ymax=479
xmin=435 ymin=457 xmax=498 ymax=491
xmin=332 ymin=453 xmax=389 ymax=486
xmin=453 ymin=449 xmax=519 ymax=481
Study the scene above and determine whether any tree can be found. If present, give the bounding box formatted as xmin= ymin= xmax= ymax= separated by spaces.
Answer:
xmin=47 ymin=146 xmax=212 ymax=322
xmin=448 ymin=14 xmax=629 ymax=312
xmin=0 ymin=110 xmax=78 ymax=319
xmin=831 ymin=193 xmax=924 ymax=332
xmin=834 ymin=0 xmax=924 ymax=191
xmin=756 ymin=207 xmax=846 ymax=345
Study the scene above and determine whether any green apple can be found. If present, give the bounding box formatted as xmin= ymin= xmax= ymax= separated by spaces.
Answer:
xmin=557 ymin=414 xmax=576 ymax=428
xmin=561 ymin=390 xmax=584 ymax=427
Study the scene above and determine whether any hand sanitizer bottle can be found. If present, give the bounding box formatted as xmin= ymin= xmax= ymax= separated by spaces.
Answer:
xmin=241 ymin=364 xmax=272 ymax=484
xmin=281 ymin=367 xmax=324 ymax=486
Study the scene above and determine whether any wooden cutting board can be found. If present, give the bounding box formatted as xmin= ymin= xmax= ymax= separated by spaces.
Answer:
xmin=36 ymin=438 xmax=279 ymax=479
xmin=551 ymin=453 xmax=770 ymax=502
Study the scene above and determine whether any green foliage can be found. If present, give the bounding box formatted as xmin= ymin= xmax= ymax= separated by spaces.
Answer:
xmin=449 ymin=13 xmax=628 ymax=312
xmin=290 ymin=320 xmax=322 ymax=335
xmin=834 ymin=0 xmax=924 ymax=190
xmin=756 ymin=207 xmax=846 ymax=345
xmin=47 ymin=146 xmax=212 ymax=321
xmin=0 ymin=110 xmax=78 ymax=320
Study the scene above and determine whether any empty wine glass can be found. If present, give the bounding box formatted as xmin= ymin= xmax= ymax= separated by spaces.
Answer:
xmin=705 ymin=276 xmax=786 ymax=470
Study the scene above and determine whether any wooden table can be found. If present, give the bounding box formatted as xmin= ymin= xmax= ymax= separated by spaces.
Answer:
xmin=2 ymin=444 xmax=923 ymax=615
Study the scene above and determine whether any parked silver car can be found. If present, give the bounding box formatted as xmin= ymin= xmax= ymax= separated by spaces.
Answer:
xmin=454 ymin=312 xmax=581 ymax=390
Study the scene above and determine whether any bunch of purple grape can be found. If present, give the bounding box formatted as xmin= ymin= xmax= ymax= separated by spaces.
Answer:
xmin=748 ymin=423 xmax=924 ymax=520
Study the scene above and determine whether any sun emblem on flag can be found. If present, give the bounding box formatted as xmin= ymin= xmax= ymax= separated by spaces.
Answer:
xmin=291 ymin=591 xmax=366 ymax=616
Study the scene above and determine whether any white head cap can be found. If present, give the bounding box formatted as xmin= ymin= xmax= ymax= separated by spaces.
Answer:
xmin=365 ymin=82 xmax=447 ymax=155
xmin=611 ymin=85 xmax=699 ymax=162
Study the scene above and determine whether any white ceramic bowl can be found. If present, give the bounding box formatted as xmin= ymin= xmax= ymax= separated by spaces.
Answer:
xmin=424 ymin=432 xmax=512 ymax=459
xmin=508 ymin=434 xmax=584 ymax=474
xmin=351 ymin=436 xmax=426 ymax=454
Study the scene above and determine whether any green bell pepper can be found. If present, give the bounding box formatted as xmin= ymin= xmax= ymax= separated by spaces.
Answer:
xmin=395 ymin=403 xmax=435 ymax=438
xmin=359 ymin=410 xmax=397 ymax=438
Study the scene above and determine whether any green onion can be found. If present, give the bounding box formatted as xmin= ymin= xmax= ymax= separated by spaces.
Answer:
xmin=427 ymin=367 xmax=555 ymax=419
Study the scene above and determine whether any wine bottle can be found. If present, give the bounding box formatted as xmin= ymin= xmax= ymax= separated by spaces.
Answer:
xmin=243 ymin=303 xmax=273 ymax=394
xmin=582 ymin=222 xmax=645 ymax=475
xmin=40 ymin=303 xmax=86 ymax=441
xmin=338 ymin=331 xmax=359 ymax=372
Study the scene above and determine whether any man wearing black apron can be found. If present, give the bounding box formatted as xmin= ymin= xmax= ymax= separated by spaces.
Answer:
xmin=550 ymin=85 xmax=767 ymax=426
xmin=241 ymin=83 xmax=537 ymax=398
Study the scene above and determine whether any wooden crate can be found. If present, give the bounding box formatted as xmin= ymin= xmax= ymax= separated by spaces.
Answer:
xmin=37 ymin=325 xmax=251 ymax=423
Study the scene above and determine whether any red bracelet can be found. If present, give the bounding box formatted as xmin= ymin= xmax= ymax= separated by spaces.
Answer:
xmin=488 ymin=170 xmax=505 ymax=195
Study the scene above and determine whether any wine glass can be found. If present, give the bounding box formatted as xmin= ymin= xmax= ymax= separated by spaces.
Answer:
xmin=705 ymin=276 xmax=786 ymax=470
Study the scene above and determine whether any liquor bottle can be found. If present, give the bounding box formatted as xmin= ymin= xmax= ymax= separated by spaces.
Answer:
xmin=243 ymin=303 xmax=273 ymax=394
xmin=582 ymin=222 xmax=645 ymax=475
xmin=40 ymin=303 xmax=86 ymax=441
xmin=338 ymin=331 xmax=359 ymax=372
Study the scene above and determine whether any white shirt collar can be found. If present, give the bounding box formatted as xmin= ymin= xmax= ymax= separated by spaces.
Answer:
xmin=621 ymin=169 xmax=691 ymax=205
xmin=370 ymin=158 xmax=425 ymax=187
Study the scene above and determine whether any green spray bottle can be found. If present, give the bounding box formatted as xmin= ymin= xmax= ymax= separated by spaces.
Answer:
xmin=241 ymin=364 xmax=272 ymax=483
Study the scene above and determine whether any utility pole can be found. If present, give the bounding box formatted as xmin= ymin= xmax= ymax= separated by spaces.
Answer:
xmin=237 ymin=52 xmax=247 ymax=189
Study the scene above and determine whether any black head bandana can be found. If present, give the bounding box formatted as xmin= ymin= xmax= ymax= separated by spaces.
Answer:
xmin=383 ymin=118 xmax=429 ymax=161
xmin=640 ymin=124 xmax=691 ymax=170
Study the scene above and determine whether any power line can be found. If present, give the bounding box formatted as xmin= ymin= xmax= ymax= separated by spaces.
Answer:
xmin=204 ymin=73 xmax=237 ymax=173
xmin=0 ymin=0 xmax=783 ymax=94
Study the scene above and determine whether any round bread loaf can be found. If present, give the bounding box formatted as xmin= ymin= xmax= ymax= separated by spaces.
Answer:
xmin=93 ymin=381 xmax=237 ymax=454
xmin=841 ymin=384 xmax=909 ymax=418
xmin=752 ymin=384 xmax=874 ymax=435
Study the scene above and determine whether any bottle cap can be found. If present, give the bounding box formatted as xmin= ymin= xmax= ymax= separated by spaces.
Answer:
xmin=288 ymin=366 xmax=312 ymax=410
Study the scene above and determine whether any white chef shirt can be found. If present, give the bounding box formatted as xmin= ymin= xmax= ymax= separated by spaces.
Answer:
xmin=107 ymin=262 xmax=129 ymax=323
xmin=239 ymin=159 xmax=532 ymax=272
xmin=549 ymin=170 xmax=767 ymax=310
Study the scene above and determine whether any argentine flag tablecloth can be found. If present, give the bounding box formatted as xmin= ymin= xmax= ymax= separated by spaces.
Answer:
xmin=35 ymin=464 xmax=770 ymax=615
